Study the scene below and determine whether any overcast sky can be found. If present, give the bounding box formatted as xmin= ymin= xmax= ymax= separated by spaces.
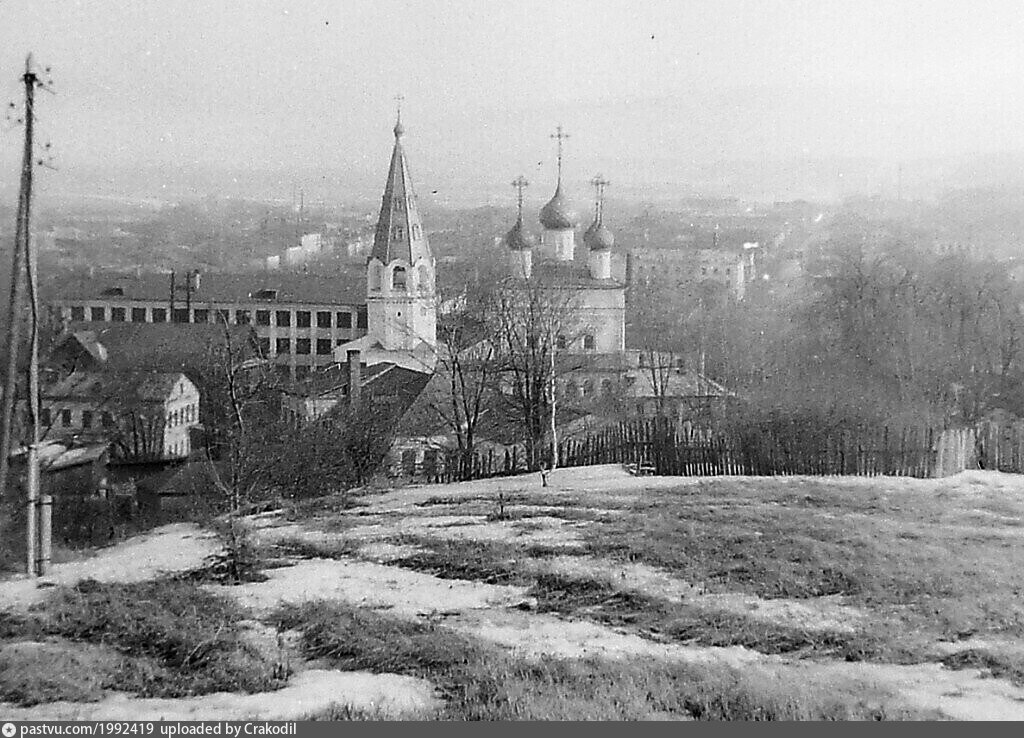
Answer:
xmin=1 ymin=1 xmax=1024 ymax=200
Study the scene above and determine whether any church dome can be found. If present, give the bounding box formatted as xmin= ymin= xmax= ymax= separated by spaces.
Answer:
xmin=584 ymin=220 xmax=614 ymax=251
xmin=539 ymin=186 xmax=577 ymax=230
xmin=503 ymin=218 xmax=536 ymax=251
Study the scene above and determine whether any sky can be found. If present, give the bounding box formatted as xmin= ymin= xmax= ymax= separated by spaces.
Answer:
xmin=2 ymin=0 xmax=1024 ymax=202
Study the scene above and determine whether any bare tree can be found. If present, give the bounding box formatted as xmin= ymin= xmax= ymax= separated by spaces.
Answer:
xmin=411 ymin=280 xmax=503 ymax=479
xmin=491 ymin=270 xmax=584 ymax=471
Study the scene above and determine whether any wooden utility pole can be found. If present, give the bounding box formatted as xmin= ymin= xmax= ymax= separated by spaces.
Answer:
xmin=0 ymin=55 xmax=39 ymax=504
xmin=0 ymin=54 xmax=52 ymax=575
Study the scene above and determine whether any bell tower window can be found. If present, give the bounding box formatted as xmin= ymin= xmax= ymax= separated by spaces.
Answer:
xmin=392 ymin=226 xmax=405 ymax=241
xmin=392 ymin=266 xmax=407 ymax=289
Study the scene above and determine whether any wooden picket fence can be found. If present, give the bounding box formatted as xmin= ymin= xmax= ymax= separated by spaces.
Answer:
xmin=420 ymin=417 xmax=977 ymax=483
xmin=975 ymin=418 xmax=1024 ymax=473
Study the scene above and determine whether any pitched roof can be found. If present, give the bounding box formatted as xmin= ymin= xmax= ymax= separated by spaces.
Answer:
xmin=43 ymin=370 xmax=192 ymax=405
xmin=53 ymin=322 xmax=263 ymax=389
xmin=370 ymin=123 xmax=433 ymax=265
xmin=44 ymin=269 xmax=365 ymax=306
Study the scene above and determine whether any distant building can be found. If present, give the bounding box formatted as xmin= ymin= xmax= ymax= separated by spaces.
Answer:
xmin=46 ymin=270 xmax=367 ymax=381
xmin=46 ymin=322 xmax=262 ymax=414
xmin=628 ymin=247 xmax=745 ymax=300
xmin=39 ymin=370 xmax=200 ymax=462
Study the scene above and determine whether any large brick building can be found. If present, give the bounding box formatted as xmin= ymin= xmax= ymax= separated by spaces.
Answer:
xmin=47 ymin=270 xmax=367 ymax=381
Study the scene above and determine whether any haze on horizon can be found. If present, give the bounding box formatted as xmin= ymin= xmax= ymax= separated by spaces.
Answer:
xmin=2 ymin=0 xmax=1024 ymax=204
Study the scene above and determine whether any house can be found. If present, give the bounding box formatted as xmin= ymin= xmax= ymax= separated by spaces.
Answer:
xmin=40 ymin=370 xmax=200 ymax=462
xmin=281 ymin=349 xmax=432 ymax=427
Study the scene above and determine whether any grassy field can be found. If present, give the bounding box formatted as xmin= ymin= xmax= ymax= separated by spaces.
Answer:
xmin=3 ymin=467 xmax=1024 ymax=719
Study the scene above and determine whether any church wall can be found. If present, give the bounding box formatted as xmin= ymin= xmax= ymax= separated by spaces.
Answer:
xmin=570 ymin=287 xmax=625 ymax=353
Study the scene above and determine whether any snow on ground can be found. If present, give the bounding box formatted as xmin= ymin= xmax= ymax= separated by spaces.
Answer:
xmin=7 ymin=465 xmax=1024 ymax=720
xmin=0 ymin=523 xmax=218 ymax=610
xmin=216 ymin=558 xmax=532 ymax=618
xmin=524 ymin=555 xmax=870 ymax=633
xmin=0 ymin=670 xmax=438 ymax=721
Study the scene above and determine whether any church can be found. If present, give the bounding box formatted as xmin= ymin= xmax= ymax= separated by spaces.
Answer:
xmin=497 ymin=127 xmax=731 ymax=416
xmin=498 ymin=128 xmax=628 ymax=405
xmin=333 ymin=114 xmax=437 ymax=374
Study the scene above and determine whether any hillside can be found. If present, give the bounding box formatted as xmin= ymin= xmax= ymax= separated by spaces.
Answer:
xmin=3 ymin=466 xmax=1024 ymax=720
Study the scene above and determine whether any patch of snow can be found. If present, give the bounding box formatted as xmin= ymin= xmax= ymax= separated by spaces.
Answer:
xmin=0 ymin=524 xmax=218 ymax=611
xmin=0 ymin=670 xmax=438 ymax=721
xmin=214 ymin=558 xmax=530 ymax=618
xmin=357 ymin=541 xmax=425 ymax=562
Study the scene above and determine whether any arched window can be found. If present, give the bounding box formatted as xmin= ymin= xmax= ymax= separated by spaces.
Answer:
xmin=370 ymin=263 xmax=383 ymax=291
xmin=556 ymin=334 xmax=567 ymax=350
xmin=392 ymin=266 xmax=407 ymax=289
xmin=583 ymin=334 xmax=596 ymax=351
xmin=638 ymin=353 xmax=646 ymax=368
xmin=418 ymin=265 xmax=430 ymax=289
xmin=582 ymin=379 xmax=595 ymax=397
xmin=392 ymin=225 xmax=405 ymax=241
xmin=412 ymin=224 xmax=421 ymax=239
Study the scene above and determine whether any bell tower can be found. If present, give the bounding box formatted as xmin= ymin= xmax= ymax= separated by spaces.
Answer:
xmin=365 ymin=102 xmax=436 ymax=352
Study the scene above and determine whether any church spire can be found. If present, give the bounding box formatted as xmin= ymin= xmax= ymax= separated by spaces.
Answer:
xmin=370 ymin=103 xmax=431 ymax=265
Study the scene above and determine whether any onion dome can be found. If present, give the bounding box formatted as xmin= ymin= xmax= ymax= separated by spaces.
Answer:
xmin=503 ymin=218 xmax=536 ymax=251
xmin=539 ymin=186 xmax=578 ymax=230
xmin=584 ymin=219 xmax=615 ymax=251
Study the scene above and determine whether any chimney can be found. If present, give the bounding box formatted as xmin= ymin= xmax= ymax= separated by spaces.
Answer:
xmin=625 ymin=251 xmax=634 ymax=287
xmin=347 ymin=350 xmax=361 ymax=404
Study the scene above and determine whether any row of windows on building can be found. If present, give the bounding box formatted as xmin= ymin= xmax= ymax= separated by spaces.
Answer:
xmin=41 ymin=407 xmax=115 ymax=429
xmin=39 ymin=403 xmax=197 ymax=430
xmin=556 ymin=334 xmax=597 ymax=351
xmin=167 ymin=404 xmax=198 ymax=428
xmin=562 ymin=377 xmax=616 ymax=400
xmin=67 ymin=305 xmax=367 ymax=330
xmin=257 ymin=337 xmax=348 ymax=356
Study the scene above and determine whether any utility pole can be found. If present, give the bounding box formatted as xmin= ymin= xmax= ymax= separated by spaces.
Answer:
xmin=0 ymin=55 xmax=39 ymax=506
xmin=0 ymin=54 xmax=52 ymax=575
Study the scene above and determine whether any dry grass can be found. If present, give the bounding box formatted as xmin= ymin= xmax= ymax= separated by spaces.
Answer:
xmin=0 ymin=579 xmax=288 ymax=704
xmin=580 ymin=479 xmax=1024 ymax=639
xmin=270 ymin=600 xmax=933 ymax=720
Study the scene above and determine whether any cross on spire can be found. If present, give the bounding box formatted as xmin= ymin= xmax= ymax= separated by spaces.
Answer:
xmin=550 ymin=124 xmax=569 ymax=185
xmin=393 ymin=93 xmax=405 ymax=137
xmin=590 ymin=174 xmax=610 ymax=221
xmin=511 ymin=175 xmax=529 ymax=221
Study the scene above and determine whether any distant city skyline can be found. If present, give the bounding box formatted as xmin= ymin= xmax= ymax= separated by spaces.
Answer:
xmin=2 ymin=1 xmax=1024 ymax=204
